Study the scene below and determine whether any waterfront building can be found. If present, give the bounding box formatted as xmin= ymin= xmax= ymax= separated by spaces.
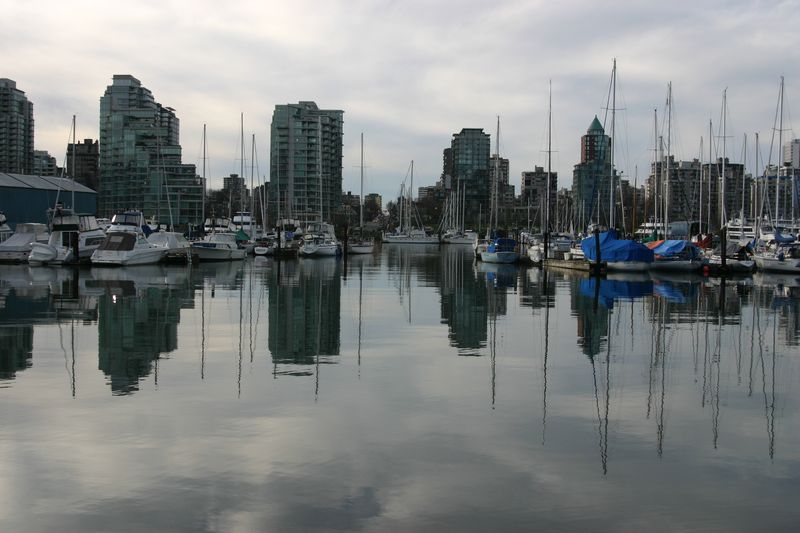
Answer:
xmin=66 ymin=139 xmax=99 ymax=191
xmin=572 ymin=116 xmax=615 ymax=231
xmin=784 ymin=139 xmax=800 ymax=169
xmin=0 ymin=173 xmax=96 ymax=227
xmin=0 ymin=79 xmax=34 ymax=175
xmin=449 ymin=128 xmax=491 ymax=227
xmin=32 ymin=150 xmax=58 ymax=176
xmin=98 ymin=75 xmax=202 ymax=226
xmin=269 ymin=101 xmax=344 ymax=224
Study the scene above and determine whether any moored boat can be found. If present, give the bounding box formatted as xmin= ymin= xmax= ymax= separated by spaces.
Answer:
xmin=0 ymin=223 xmax=49 ymax=263
xmin=29 ymin=209 xmax=106 ymax=265
xmin=91 ymin=211 xmax=166 ymax=266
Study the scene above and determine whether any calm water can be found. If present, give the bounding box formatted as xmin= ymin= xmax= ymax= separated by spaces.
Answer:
xmin=1 ymin=246 xmax=799 ymax=532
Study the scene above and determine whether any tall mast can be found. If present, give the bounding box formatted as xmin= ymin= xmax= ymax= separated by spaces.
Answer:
xmin=754 ymin=132 xmax=759 ymax=225
xmin=546 ymin=80 xmax=552 ymax=235
xmin=775 ymin=77 xmax=784 ymax=223
xmin=698 ymin=136 xmax=703 ymax=235
xmin=708 ymin=119 xmax=713 ymax=232
xmin=202 ymin=123 xmax=206 ymax=228
xmin=240 ymin=112 xmax=244 ymax=225
xmin=653 ymin=108 xmax=658 ymax=234
xmin=741 ymin=133 xmax=747 ymax=222
xmin=665 ymin=82 xmax=671 ymax=237
xmin=318 ymin=118 xmax=323 ymax=222
xmin=71 ymin=114 xmax=76 ymax=210
xmin=721 ymin=88 xmax=727 ymax=230
xmin=360 ymin=132 xmax=364 ymax=230
xmin=250 ymin=133 xmax=255 ymax=236
xmin=609 ymin=59 xmax=617 ymax=231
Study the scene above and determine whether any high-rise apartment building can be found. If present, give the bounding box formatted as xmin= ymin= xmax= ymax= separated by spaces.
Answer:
xmin=0 ymin=79 xmax=34 ymax=174
xmin=521 ymin=166 xmax=557 ymax=225
xmin=66 ymin=139 xmax=99 ymax=191
xmin=269 ymin=101 xmax=344 ymax=223
xmin=572 ymin=116 xmax=614 ymax=230
xmin=784 ymin=139 xmax=800 ymax=169
xmin=449 ymin=128 xmax=490 ymax=225
xmin=98 ymin=75 xmax=202 ymax=225
xmin=33 ymin=150 xmax=58 ymax=176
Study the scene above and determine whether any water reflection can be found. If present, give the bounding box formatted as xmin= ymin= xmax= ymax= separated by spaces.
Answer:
xmin=268 ymin=258 xmax=341 ymax=375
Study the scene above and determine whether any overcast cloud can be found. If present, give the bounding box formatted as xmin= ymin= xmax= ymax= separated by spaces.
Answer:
xmin=3 ymin=0 xmax=799 ymax=199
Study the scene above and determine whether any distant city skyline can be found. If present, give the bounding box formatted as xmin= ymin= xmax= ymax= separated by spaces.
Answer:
xmin=3 ymin=1 xmax=799 ymax=202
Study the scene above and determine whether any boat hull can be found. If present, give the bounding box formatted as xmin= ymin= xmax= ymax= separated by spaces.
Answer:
xmin=480 ymin=251 xmax=519 ymax=264
xmin=383 ymin=236 xmax=439 ymax=244
xmin=91 ymin=248 xmax=165 ymax=266
xmin=650 ymin=259 xmax=703 ymax=272
xmin=298 ymin=244 xmax=341 ymax=257
xmin=754 ymin=256 xmax=800 ymax=273
xmin=606 ymin=260 xmax=652 ymax=272
xmin=347 ymin=243 xmax=374 ymax=254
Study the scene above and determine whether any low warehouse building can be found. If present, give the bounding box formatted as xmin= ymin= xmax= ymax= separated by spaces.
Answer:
xmin=0 ymin=173 xmax=97 ymax=229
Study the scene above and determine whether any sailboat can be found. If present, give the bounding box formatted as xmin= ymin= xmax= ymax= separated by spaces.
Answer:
xmin=580 ymin=60 xmax=653 ymax=272
xmin=754 ymin=77 xmax=800 ymax=273
xmin=528 ymin=81 xmax=555 ymax=264
xmin=481 ymin=116 xmax=519 ymax=264
xmin=382 ymin=161 xmax=438 ymax=244
xmin=347 ymin=133 xmax=375 ymax=254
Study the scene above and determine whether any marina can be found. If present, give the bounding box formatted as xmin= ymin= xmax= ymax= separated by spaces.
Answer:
xmin=1 ymin=246 xmax=799 ymax=531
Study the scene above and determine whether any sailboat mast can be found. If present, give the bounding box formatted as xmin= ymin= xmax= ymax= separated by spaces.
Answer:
xmin=708 ymin=119 xmax=713 ymax=232
xmin=240 ymin=112 xmax=244 ymax=226
xmin=653 ymin=109 xmax=658 ymax=235
xmin=546 ymin=80 xmax=552 ymax=235
xmin=699 ymin=136 xmax=703 ymax=235
xmin=777 ymin=76 xmax=784 ymax=224
xmin=665 ymin=82 xmax=671 ymax=237
xmin=202 ymin=123 xmax=206 ymax=229
xmin=721 ymin=88 xmax=727 ymax=230
xmin=360 ymin=132 xmax=364 ymax=230
xmin=251 ymin=133 xmax=256 ymax=236
xmin=318 ymin=118 xmax=324 ymax=222
xmin=71 ymin=114 xmax=76 ymax=210
xmin=609 ymin=60 xmax=616 ymax=231
xmin=741 ymin=133 xmax=747 ymax=223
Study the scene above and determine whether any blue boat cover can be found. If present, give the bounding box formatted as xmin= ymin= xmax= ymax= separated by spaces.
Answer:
xmin=649 ymin=239 xmax=701 ymax=258
xmin=774 ymin=229 xmax=796 ymax=244
xmin=487 ymin=238 xmax=517 ymax=253
xmin=581 ymin=231 xmax=654 ymax=263
xmin=579 ymin=278 xmax=654 ymax=308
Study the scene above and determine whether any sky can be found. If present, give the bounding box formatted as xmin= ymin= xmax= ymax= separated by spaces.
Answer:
xmin=3 ymin=0 xmax=800 ymax=201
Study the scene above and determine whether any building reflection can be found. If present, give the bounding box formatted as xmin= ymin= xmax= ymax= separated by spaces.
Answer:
xmin=268 ymin=258 xmax=341 ymax=373
xmin=439 ymin=246 xmax=489 ymax=355
xmin=89 ymin=266 xmax=193 ymax=395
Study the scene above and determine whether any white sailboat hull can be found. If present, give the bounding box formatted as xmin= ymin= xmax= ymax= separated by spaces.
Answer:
xmin=480 ymin=251 xmax=519 ymax=264
xmin=606 ymin=261 xmax=651 ymax=272
xmin=754 ymin=255 xmax=800 ymax=273
xmin=298 ymin=243 xmax=341 ymax=257
xmin=383 ymin=234 xmax=438 ymax=244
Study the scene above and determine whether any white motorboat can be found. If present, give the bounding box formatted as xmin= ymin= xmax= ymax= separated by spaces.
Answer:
xmin=147 ymin=231 xmax=195 ymax=263
xmin=29 ymin=209 xmax=106 ymax=265
xmin=0 ymin=223 xmax=49 ymax=263
xmin=91 ymin=212 xmax=166 ymax=266
xmin=192 ymin=232 xmax=247 ymax=261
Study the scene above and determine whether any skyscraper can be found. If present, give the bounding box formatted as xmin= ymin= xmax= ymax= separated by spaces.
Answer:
xmin=449 ymin=128 xmax=490 ymax=226
xmin=572 ymin=116 xmax=613 ymax=230
xmin=0 ymin=79 xmax=34 ymax=174
xmin=269 ymin=101 xmax=344 ymax=223
xmin=98 ymin=75 xmax=201 ymax=224
xmin=66 ymin=139 xmax=99 ymax=191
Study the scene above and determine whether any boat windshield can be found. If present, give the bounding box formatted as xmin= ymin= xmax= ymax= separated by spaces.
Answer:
xmin=98 ymin=232 xmax=136 ymax=251
xmin=112 ymin=213 xmax=142 ymax=226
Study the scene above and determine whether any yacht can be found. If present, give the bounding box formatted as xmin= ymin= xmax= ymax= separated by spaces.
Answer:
xmin=754 ymin=243 xmax=800 ymax=273
xmin=147 ymin=231 xmax=195 ymax=263
xmin=29 ymin=209 xmax=106 ymax=265
xmin=191 ymin=231 xmax=246 ymax=261
xmin=441 ymin=229 xmax=477 ymax=245
xmin=298 ymin=221 xmax=341 ymax=257
xmin=0 ymin=223 xmax=49 ymax=263
xmin=91 ymin=211 xmax=166 ymax=266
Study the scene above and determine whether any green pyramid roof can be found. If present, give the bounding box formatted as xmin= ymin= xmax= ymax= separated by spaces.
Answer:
xmin=588 ymin=115 xmax=604 ymax=132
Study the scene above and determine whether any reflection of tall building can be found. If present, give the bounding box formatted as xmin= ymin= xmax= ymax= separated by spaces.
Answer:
xmin=569 ymin=277 xmax=609 ymax=358
xmin=268 ymin=260 xmax=341 ymax=368
xmin=96 ymin=281 xmax=191 ymax=395
xmin=0 ymin=327 xmax=32 ymax=380
xmin=439 ymin=247 xmax=488 ymax=354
